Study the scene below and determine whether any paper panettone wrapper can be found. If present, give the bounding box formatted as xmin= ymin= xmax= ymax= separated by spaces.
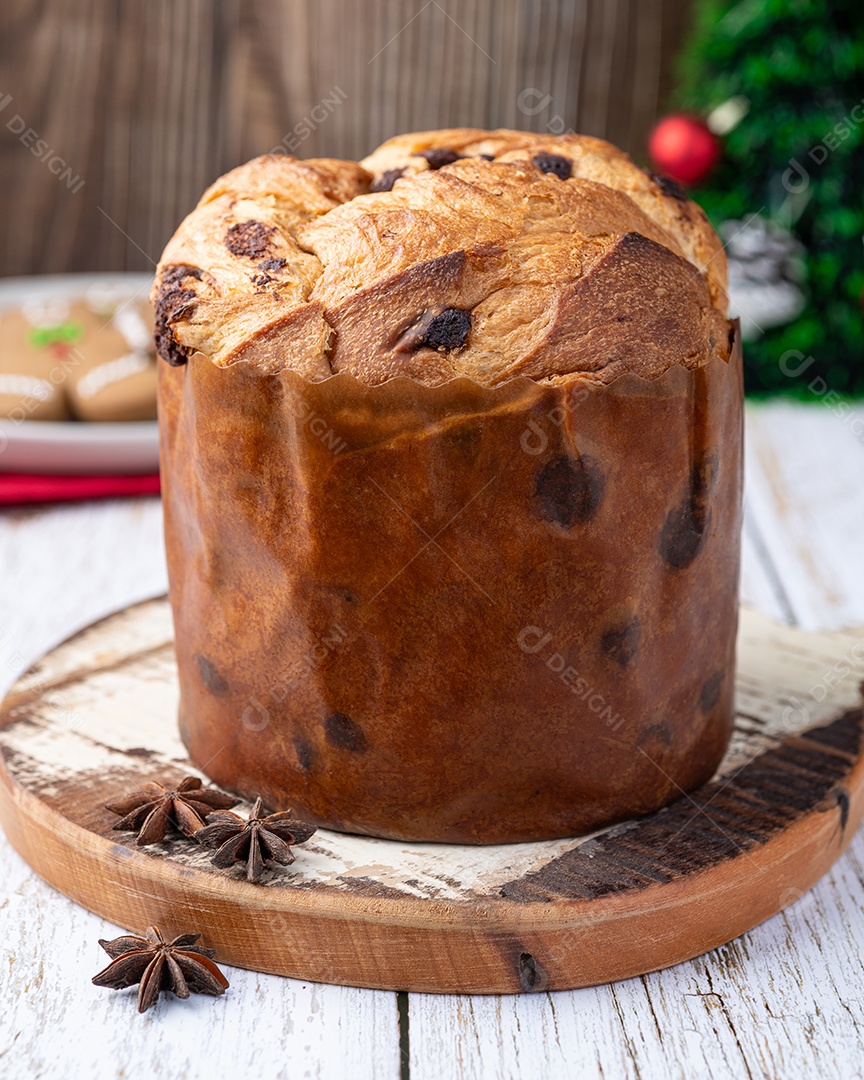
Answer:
xmin=158 ymin=325 xmax=743 ymax=844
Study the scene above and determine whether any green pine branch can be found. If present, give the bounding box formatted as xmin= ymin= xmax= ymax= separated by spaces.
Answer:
xmin=675 ymin=0 xmax=864 ymax=397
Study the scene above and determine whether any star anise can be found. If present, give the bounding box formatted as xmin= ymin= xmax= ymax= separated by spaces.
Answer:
xmin=197 ymin=797 xmax=317 ymax=883
xmin=105 ymin=776 xmax=238 ymax=845
xmin=92 ymin=926 xmax=229 ymax=1013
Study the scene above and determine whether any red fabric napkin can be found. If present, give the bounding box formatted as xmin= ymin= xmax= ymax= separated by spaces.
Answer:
xmin=0 ymin=472 xmax=161 ymax=504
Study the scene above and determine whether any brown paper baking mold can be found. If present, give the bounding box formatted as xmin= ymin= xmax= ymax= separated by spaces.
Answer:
xmin=158 ymin=325 xmax=743 ymax=843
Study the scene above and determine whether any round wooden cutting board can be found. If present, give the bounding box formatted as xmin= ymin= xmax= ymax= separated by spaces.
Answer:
xmin=0 ymin=598 xmax=861 ymax=994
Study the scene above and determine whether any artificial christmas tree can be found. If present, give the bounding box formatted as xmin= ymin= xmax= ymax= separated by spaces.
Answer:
xmin=676 ymin=0 xmax=864 ymax=396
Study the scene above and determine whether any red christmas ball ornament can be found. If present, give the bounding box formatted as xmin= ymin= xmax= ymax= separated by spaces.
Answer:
xmin=648 ymin=113 xmax=721 ymax=187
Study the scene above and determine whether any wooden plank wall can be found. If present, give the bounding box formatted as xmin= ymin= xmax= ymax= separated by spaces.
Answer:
xmin=0 ymin=0 xmax=690 ymax=276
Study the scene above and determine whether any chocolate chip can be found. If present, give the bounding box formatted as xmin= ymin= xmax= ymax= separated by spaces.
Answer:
xmin=159 ymin=263 xmax=203 ymax=287
xmin=658 ymin=453 xmax=718 ymax=569
xmin=224 ymin=220 xmax=275 ymax=258
xmin=293 ymin=736 xmax=316 ymax=770
xmin=416 ymin=148 xmax=462 ymax=169
xmin=646 ymin=170 xmax=688 ymax=202
xmin=659 ymin=501 xmax=707 ymax=569
xmin=640 ymin=720 xmax=673 ymax=747
xmin=532 ymin=153 xmax=572 ymax=180
xmin=153 ymin=320 xmax=190 ymax=367
xmin=478 ymin=153 xmax=495 ymax=161
xmin=601 ymin=617 xmax=642 ymax=668
xmin=258 ymin=257 xmax=287 ymax=272
xmin=417 ymin=308 xmax=472 ymax=351
xmin=534 ymin=455 xmax=605 ymax=528
xmin=153 ymin=264 xmax=202 ymax=366
xmin=324 ymin=712 xmax=367 ymax=752
xmin=700 ymin=671 xmax=724 ymax=713
xmin=370 ymin=168 xmax=405 ymax=192
xmin=196 ymin=655 xmax=228 ymax=696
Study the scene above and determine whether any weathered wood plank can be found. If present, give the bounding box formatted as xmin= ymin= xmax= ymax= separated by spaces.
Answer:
xmin=0 ymin=498 xmax=167 ymax=697
xmin=745 ymin=401 xmax=864 ymax=630
xmin=0 ymin=0 xmax=690 ymax=277
xmin=741 ymin=502 xmax=793 ymax=624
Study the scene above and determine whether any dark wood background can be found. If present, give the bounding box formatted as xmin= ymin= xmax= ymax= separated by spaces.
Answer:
xmin=0 ymin=0 xmax=691 ymax=277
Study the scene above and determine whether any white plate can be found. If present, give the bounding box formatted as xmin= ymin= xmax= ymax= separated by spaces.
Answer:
xmin=0 ymin=273 xmax=159 ymax=474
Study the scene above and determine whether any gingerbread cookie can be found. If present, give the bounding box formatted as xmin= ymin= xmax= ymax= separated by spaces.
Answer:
xmin=0 ymin=288 xmax=158 ymax=423
xmin=66 ymin=293 xmax=157 ymax=422
xmin=0 ymin=300 xmax=78 ymax=421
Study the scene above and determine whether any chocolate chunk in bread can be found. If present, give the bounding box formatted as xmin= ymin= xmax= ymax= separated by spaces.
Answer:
xmin=416 ymin=148 xmax=462 ymax=169
xmin=417 ymin=308 xmax=472 ymax=351
xmin=699 ymin=671 xmax=725 ymax=713
xmin=224 ymin=220 xmax=276 ymax=258
xmin=197 ymin=655 xmax=229 ymax=696
xmin=534 ymin=454 xmax=605 ymax=527
xmin=258 ymin=257 xmax=287 ymax=273
xmin=531 ymin=152 xmax=572 ymax=180
xmin=646 ymin=171 xmax=689 ymax=202
xmin=370 ymin=168 xmax=405 ymax=193
xmin=658 ymin=452 xmax=718 ymax=569
xmin=153 ymin=265 xmax=202 ymax=367
xmin=600 ymin=617 xmax=642 ymax=668
xmin=293 ymin=737 xmax=316 ymax=771
xmin=324 ymin=712 xmax=367 ymax=753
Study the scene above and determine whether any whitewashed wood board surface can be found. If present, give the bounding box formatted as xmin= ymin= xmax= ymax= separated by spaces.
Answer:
xmin=4 ymin=598 xmax=862 ymax=995
xmin=0 ymin=401 xmax=863 ymax=1079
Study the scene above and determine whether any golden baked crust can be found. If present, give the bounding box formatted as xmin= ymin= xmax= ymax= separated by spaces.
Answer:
xmin=153 ymin=156 xmax=370 ymax=378
xmin=360 ymin=128 xmax=727 ymax=306
xmin=152 ymin=129 xmax=729 ymax=387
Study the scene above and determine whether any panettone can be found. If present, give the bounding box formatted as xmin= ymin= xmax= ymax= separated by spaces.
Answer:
xmin=153 ymin=129 xmax=743 ymax=844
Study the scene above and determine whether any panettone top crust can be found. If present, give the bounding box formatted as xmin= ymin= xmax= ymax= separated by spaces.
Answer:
xmin=152 ymin=128 xmax=730 ymax=387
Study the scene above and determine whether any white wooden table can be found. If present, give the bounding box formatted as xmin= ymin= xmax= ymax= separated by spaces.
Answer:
xmin=1 ymin=401 xmax=863 ymax=1080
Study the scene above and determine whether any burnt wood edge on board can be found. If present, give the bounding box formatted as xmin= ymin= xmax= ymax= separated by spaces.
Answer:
xmin=499 ymin=710 xmax=861 ymax=904
xmin=0 ymin=606 xmax=862 ymax=993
